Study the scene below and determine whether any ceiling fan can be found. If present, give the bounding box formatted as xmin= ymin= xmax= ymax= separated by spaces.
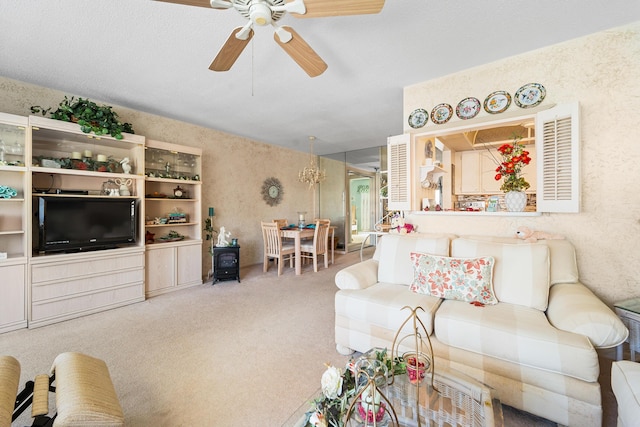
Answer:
xmin=156 ymin=0 xmax=385 ymax=77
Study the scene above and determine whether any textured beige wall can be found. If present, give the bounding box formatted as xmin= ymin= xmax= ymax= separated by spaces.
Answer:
xmin=0 ymin=77 xmax=314 ymax=274
xmin=403 ymin=22 xmax=640 ymax=305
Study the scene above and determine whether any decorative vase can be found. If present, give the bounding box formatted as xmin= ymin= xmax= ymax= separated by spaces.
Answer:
xmin=504 ymin=191 xmax=527 ymax=212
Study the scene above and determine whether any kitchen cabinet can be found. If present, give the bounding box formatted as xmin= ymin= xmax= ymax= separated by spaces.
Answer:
xmin=455 ymin=149 xmax=508 ymax=194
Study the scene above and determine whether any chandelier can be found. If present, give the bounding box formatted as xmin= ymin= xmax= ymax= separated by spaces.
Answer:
xmin=298 ymin=136 xmax=326 ymax=189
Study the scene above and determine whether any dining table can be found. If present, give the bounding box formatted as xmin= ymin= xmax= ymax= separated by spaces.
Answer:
xmin=280 ymin=226 xmax=336 ymax=275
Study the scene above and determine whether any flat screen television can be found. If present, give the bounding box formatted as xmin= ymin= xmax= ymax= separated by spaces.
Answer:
xmin=37 ymin=196 xmax=138 ymax=254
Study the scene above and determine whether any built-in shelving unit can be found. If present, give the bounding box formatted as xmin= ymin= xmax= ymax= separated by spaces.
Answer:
xmin=27 ymin=115 xmax=146 ymax=328
xmin=144 ymin=139 xmax=202 ymax=297
xmin=0 ymin=112 xmax=28 ymax=333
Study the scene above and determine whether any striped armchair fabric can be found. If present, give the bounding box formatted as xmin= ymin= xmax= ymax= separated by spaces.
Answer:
xmin=334 ymin=233 xmax=628 ymax=427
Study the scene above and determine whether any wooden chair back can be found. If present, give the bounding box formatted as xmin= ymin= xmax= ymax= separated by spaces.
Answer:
xmin=262 ymin=221 xmax=284 ymax=257
xmin=314 ymin=218 xmax=331 ymax=226
xmin=273 ymin=219 xmax=288 ymax=229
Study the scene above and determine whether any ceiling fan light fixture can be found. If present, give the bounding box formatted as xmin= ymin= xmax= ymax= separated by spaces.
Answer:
xmin=250 ymin=3 xmax=272 ymax=25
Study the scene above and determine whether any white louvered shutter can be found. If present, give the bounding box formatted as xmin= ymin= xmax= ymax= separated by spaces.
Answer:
xmin=536 ymin=103 xmax=580 ymax=212
xmin=387 ymin=134 xmax=411 ymax=211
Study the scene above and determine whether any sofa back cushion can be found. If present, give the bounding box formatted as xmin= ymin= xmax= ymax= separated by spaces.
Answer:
xmin=376 ymin=234 xmax=451 ymax=286
xmin=461 ymin=235 xmax=579 ymax=285
xmin=451 ymin=238 xmax=550 ymax=311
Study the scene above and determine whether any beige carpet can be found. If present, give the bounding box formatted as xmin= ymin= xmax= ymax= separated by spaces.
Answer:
xmin=2 ymin=248 xmax=618 ymax=426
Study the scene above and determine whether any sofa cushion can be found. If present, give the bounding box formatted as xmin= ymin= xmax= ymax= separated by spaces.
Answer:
xmin=461 ymin=236 xmax=579 ymax=285
xmin=335 ymin=283 xmax=442 ymax=336
xmin=409 ymin=252 xmax=497 ymax=305
xmin=611 ymin=361 xmax=640 ymax=427
xmin=451 ymin=238 xmax=550 ymax=311
xmin=376 ymin=234 xmax=451 ymax=286
xmin=335 ymin=259 xmax=379 ymax=290
xmin=434 ymin=300 xmax=599 ymax=382
xmin=548 ymin=283 xmax=628 ymax=348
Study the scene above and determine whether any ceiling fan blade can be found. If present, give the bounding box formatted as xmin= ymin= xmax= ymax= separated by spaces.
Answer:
xmin=155 ymin=0 xmax=214 ymax=8
xmin=288 ymin=0 xmax=385 ymax=18
xmin=209 ymin=27 xmax=254 ymax=72
xmin=273 ymin=26 xmax=327 ymax=78
xmin=155 ymin=0 xmax=232 ymax=9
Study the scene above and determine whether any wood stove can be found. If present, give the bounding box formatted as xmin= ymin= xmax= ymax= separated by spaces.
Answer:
xmin=212 ymin=246 xmax=240 ymax=284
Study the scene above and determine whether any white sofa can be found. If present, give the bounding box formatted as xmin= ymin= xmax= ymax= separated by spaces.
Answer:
xmin=611 ymin=360 xmax=640 ymax=427
xmin=334 ymin=233 xmax=628 ymax=427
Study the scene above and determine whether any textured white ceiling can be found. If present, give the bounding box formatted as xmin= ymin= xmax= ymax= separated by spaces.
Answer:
xmin=0 ymin=1 xmax=638 ymax=156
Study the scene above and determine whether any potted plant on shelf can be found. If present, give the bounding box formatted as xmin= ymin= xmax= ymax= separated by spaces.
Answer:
xmin=30 ymin=96 xmax=135 ymax=140
xmin=493 ymin=135 xmax=531 ymax=212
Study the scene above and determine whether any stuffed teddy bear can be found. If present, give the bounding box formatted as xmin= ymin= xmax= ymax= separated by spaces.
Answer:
xmin=515 ymin=226 xmax=565 ymax=243
xmin=390 ymin=213 xmax=416 ymax=235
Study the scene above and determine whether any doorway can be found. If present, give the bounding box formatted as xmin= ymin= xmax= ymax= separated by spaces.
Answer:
xmin=347 ymin=170 xmax=375 ymax=252
xmin=319 ymin=146 xmax=386 ymax=254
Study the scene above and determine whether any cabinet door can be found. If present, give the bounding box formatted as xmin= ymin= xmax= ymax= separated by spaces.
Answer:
xmin=0 ymin=264 xmax=26 ymax=332
xmin=460 ymin=151 xmax=481 ymax=193
xmin=480 ymin=150 xmax=502 ymax=193
xmin=146 ymin=246 xmax=176 ymax=293
xmin=177 ymin=243 xmax=202 ymax=287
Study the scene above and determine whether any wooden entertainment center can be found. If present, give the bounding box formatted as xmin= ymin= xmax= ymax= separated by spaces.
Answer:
xmin=0 ymin=112 xmax=203 ymax=333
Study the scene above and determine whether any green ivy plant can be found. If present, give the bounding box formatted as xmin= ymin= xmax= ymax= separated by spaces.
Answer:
xmin=204 ymin=218 xmax=218 ymax=256
xmin=30 ymin=96 xmax=134 ymax=140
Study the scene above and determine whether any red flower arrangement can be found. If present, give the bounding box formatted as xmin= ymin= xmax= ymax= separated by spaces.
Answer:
xmin=493 ymin=136 xmax=532 ymax=192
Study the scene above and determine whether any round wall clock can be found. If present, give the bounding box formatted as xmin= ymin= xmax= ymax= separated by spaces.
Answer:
xmin=261 ymin=177 xmax=283 ymax=206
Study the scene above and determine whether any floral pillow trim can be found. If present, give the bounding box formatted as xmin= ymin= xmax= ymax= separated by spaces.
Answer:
xmin=409 ymin=252 xmax=498 ymax=305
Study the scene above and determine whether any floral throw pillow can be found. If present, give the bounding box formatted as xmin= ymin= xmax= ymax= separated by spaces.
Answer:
xmin=409 ymin=252 xmax=498 ymax=305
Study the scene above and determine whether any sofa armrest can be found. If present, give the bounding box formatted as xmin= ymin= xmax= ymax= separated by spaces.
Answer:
xmin=547 ymin=282 xmax=629 ymax=348
xmin=335 ymin=259 xmax=379 ymax=290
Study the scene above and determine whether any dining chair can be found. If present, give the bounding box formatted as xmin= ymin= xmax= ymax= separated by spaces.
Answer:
xmin=314 ymin=218 xmax=331 ymax=226
xmin=261 ymin=221 xmax=294 ymax=276
xmin=273 ymin=219 xmax=288 ymax=229
xmin=274 ymin=218 xmax=294 ymax=242
xmin=300 ymin=221 xmax=330 ymax=272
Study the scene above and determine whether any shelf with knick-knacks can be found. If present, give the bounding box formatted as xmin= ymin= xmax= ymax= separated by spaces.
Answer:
xmin=144 ymin=139 xmax=200 ymax=181
xmin=144 ymin=140 xmax=201 ymax=241
xmin=0 ymin=113 xmax=28 ymax=260
xmin=0 ymin=112 xmax=28 ymax=334
xmin=29 ymin=115 xmax=145 ymax=202
xmin=144 ymin=139 xmax=202 ymax=297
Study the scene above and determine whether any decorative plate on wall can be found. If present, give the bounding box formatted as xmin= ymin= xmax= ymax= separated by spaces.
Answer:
xmin=261 ymin=177 xmax=283 ymax=206
xmin=456 ymin=97 xmax=481 ymax=120
xmin=514 ymin=83 xmax=546 ymax=108
xmin=430 ymin=103 xmax=453 ymax=124
xmin=483 ymin=90 xmax=512 ymax=114
xmin=408 ymin=108 xmax=428 ymax=128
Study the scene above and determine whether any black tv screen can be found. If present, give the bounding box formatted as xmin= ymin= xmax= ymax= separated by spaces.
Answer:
xmin=37 ymin=196 xmax=138 ymax=253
